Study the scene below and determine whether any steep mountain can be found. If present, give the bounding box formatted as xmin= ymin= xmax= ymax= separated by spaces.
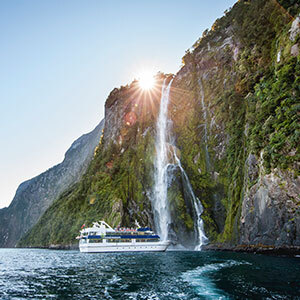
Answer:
xmin=170 ymin=0 xmax=300 ymax=251
xmin=19 ymin=0 xmax=300 ymax=252
xmin=18 ymin=77 xmax=167 ymax=247
xmin=0 ymin=120 xmax=104 ymax=247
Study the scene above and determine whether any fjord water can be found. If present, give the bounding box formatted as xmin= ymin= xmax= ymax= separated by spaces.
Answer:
xmin=1 ymin=249 xmax=299 ymax=299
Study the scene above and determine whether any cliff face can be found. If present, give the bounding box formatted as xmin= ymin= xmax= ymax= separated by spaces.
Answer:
xmin=0 ymin=120 xmax=104 ymax=247
xmin=19 ymin=0 xmax=300 ymax=251
xmin=170 ymin=0 xmax=300 ymax=249
xmin=18 ymin=78 xmax=165 ymax=247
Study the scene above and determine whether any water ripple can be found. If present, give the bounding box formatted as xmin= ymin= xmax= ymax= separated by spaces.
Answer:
xmin=0 ymin=249 xmax=299 ymax=299
xmin=182 ymin=260 xmax=251 ymax=299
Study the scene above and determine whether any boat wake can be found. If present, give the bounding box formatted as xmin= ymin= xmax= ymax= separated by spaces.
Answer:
xmin=181 ymin=260 xmax=251 ymax=299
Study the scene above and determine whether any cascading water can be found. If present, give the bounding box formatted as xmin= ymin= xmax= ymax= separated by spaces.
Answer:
xmin=173 ymin=153 xmax=208 ymax=250
xmin=198 ymin=79 xmax=223 ymax=237
xmin=152 ymin=79 xmax=173 ymax=241
xmin=198 ymin=79 xmax=211 ymax=172
xmin=152 ymin=78 xmax=207 ymax=250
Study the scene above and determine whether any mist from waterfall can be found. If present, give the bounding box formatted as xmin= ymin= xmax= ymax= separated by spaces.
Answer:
xmin=152 ymin=78 xmax=207 ymax=249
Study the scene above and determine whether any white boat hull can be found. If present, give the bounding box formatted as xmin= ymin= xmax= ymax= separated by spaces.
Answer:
xmin=79 ymin=241 xmax=170 ymax=253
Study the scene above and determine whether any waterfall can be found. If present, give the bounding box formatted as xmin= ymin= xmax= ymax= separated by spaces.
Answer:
xmin=152 ymin=78 xmax=207 ymax=250
xmin=153 ymin=79 xmax=173 ymax=241
xmin=198 ymin=80 xmax=223 ymax=236
xmin=173 ymin=153 xmax=208 ymax=250
xmin=198 ymin=79 xmax=211 ymax=173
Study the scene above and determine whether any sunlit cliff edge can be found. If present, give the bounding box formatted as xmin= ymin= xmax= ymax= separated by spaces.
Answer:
xmin=13 ymin=0 xmax=300 ymax=253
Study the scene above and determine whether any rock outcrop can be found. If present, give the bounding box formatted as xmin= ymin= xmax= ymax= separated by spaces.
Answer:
xmin=0 ymin=120 xmax=104 ymax=247
xmin=19 ymin=0 xmax=300 ymax=252
xmin=241 ymin=163 xmax=300 ymax=247
xmin=169 ymin=0 xmax=300 ymax=250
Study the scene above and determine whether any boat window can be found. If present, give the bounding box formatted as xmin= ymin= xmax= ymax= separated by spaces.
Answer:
xmin=137 ymin=239 xmax=146 ymax=242
xmin=119 ymin=239 xmax=131 ymax=243
xmin=89 ymin=239 xmax=100 ymax=243
xmin=146 ymin=238 xmax=158 ymax=242
xmin=107 ymin=239 xmax=116 ymax=243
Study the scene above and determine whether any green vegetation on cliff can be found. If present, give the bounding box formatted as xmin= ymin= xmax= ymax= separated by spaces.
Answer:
xmin=19 ymin=82 xmax=159 ymax=247
xmin=249 ymin=56 xmax=300 ymax=174
xmin=19 ymin=0 xmax=300 ymax=248
xmin=173 ymin=0 xmax=299 ymax=244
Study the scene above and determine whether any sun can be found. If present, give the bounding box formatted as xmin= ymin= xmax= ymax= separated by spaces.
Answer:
xmin=138 ymin=71 xmax=155 ymax=90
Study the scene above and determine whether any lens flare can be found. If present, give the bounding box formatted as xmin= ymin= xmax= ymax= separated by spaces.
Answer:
xmin=138 ymin=71 xmax=155 ymax=90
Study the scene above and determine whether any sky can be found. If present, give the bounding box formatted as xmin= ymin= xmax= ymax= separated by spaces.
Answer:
xmin=0 ymin=0 xmax=236 ymax=209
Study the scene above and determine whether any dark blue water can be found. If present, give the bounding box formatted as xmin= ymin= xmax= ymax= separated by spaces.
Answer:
xmin=0 ymin=249 xmax=299 ymax=299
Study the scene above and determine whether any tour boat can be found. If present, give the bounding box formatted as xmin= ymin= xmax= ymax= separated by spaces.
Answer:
xmin=77 ymin=221 xmax=170 ymax=253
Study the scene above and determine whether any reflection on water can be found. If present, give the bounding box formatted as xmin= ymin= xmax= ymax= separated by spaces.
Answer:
xmin=0 ymin=249 xmax=299 ymax=299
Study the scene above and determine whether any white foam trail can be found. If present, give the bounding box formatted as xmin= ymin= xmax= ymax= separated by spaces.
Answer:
xmin=182 ymin=260 xmax=250 ymax=299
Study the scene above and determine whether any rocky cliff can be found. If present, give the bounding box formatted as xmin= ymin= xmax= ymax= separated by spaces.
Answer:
xmin=170 ymin=0 xmax=300 ymax=251
xmin=0 ymin=120 xmax=104 ymax=247
xmin=19 ymin=0 xmax=300 ymax=252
